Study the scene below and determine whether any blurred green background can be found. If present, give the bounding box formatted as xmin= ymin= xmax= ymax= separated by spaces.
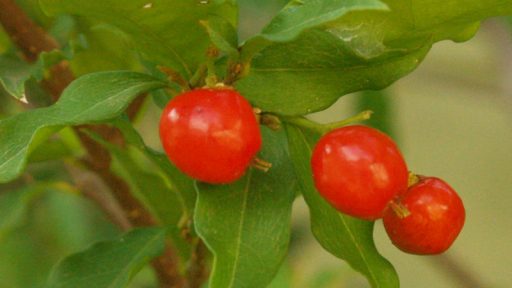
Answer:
xmin=1 ymin=0 xmax=511 ymax=287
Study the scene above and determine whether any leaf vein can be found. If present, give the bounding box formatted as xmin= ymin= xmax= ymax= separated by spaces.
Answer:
xmin=226 ymin=171 xmax=253 ymax=288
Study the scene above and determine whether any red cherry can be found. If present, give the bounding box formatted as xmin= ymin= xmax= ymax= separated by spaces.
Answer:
xmin=383 ymin=177 xmax=465 ymax=255
xmin=311 ymin=125 xmax=408 ymax=220
xmin=159 ymin=87 xmax=262 ymax=184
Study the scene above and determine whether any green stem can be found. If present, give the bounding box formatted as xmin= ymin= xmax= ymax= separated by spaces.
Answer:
xmin=205 ymin=46 xmax=219 ymax=88
xmin=284 ymin=117 xmax=323 ymax=132
xmin=284 ymin=110 xmax=373 ymax=135
xmin=389 ymin=200 xmax=411 ymax=219
xmin=408 ymin=172 xmax=420 ymax=187
xmin=189 ymin=64 xmax=207 ymax=88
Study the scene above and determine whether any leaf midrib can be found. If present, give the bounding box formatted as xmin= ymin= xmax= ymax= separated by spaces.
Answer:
xmin=336 ymin=214 xmax=378 ymax=287
xmin=0 ymin=148 xmax=25 ymax=172
xmin=226 ymin=170 xmax=253 ymax=288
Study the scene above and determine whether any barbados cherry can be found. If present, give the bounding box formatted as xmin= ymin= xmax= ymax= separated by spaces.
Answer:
xmin=159 ymin=87 xmax=262 ymax=184
xmin=383 ymin=177 xmax=465 ymax=255
xmin=311 ymin=125 xmax=408 ymax=220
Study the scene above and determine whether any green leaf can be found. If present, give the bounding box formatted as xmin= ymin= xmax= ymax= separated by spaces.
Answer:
xmin=240 ymin=0 xmax=387 ymax=62
xmin=201 ymin=16 xmax=239 ymax=58
xmin=0 ymin=54 xmax=33 ymax=100
xmin=0 ymin=71 xmax=167 ymax=183
xmin=68 ymin=19 xmax=141 ymax=76
xmin=237 ymin=29 xmax=430 ymax=115
xmin=267 ymin=262 xmax=292 ymax=288
xmin=334 ymin=0 xmax=512 ymax=47
xmin=195 ymin=127 xmax=297 ymax=288
xmin=285 ymin=125 xmax=398 ymax=288
xmin=40 ymin=0 xmax=238 ymax=78
xmin=260 ymin=0 xmax=387 ymax=42
xmin=238 ymin=0 xmax=512 ymax=116
xmin=45 ymin=227 xmax=167 ymax=288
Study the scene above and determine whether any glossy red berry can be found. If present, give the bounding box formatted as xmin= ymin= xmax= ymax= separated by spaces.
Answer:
xmin=159 ymin=87 xmax=262 ymax=184
xmin=311 ymin=125 xmax=408 ymax=220
xmin=383 ymin=177 xmax=465 ymax=255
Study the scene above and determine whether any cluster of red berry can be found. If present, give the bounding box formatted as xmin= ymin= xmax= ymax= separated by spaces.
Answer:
xmin=311 ymin=125 xmax=465 ymax=255
xmin=159 ymin=87 xmax=465 ymax=255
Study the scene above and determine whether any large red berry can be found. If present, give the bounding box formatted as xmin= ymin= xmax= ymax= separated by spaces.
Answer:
xmin=159 ymin=88 xmax=262 ymax=184
xmin=311 ymin=125 xmax=408 ymax=220
xmin=383 ymin=177 xmax=465 ymax=255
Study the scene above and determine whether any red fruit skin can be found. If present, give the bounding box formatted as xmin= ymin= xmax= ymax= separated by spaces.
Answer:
xmin=159 ymin=88 xmax=262 ymax=184
xmin=311 ymin=125 xmax=408 ymax=220
xmin=383 ymin=177 xmax=466 ymax=255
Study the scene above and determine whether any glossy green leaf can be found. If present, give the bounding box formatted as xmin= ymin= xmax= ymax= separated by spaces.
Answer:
xmin=333 ymin=0 xmax=512 ymax=48
xmin=45 ymin=227 xmax=167 ymax=288
xmin=201 ymin=15 xmax=239 ymax=57
xmin=237 ymin=0 xmax=512 ymax=116
xmin=0 ymin=71 xmax=167 ymax=183
xmin=195 ymin=127 xmax=297 ymax=288
xmin=68 ymin=19 xmax=141 ymax=76
xmin=237 ymin=29 xmax=429 ymax=115
xmin=286 ymin=125 xmax=398 ymax=288
xmin=40 ymin=0 xmax=237 ymax=78
xmin=240 ymin=0 xmax=386 ymax=62
xmin=260 ymin=0 xmax=387 ymax=42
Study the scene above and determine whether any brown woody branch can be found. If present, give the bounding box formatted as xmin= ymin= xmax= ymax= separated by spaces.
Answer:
xmin=0 ymin=0 xmax=184 ymax=286
xmin=66 ymin=164 xmax=132 ymax=231
xmin=0 ymin=0 xmax=58 ymax=62
xmin=185 ymin=240 xmax=210 ymax=288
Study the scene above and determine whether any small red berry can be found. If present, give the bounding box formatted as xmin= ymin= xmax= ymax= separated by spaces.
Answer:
xmin=311 ymin=125 xmax=408 ymax=220
xmin=383 ymin=177 xmax=465 ymax=255
xmin=159 ymin=87 xmax=262 ymax=184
